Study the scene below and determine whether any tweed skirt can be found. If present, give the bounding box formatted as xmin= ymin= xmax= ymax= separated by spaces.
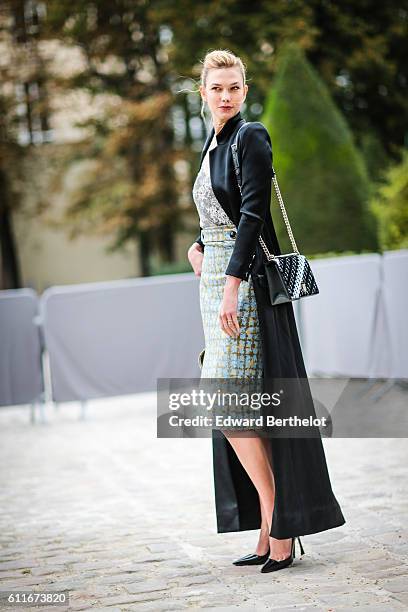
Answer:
xmin=199 ymin=224 xmax=263 ymax=431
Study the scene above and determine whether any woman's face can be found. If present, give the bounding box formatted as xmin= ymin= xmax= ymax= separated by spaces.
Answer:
xmin=200 ymin=67 xmax=247 ymax=124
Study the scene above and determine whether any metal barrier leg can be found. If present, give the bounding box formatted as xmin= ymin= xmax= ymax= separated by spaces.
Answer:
xmin=39 ymin=401 xmax=46 ymax=424
xmin=79 ymin=400 xmax=87 ymax=420
xmin=30 ymin=403 xmax=36 ymax=424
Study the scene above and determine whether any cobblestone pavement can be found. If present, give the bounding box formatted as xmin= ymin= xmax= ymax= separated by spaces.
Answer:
xmin=0 ymin=393 xmax=407 ymax=611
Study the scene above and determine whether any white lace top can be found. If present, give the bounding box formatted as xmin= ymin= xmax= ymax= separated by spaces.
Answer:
xmin=192 ymin=133 xmax=234 ymax=227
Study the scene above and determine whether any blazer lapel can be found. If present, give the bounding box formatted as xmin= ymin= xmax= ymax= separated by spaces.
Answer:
xmin=198 ymin=109 xmax=243 ymax=169
xmin=196 ymin=110 xmax=245 ymax=225
xmin=199 ymin=125 xmax=215 ymax=169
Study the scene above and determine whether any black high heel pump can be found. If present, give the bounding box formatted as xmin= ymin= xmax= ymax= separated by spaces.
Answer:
xmin=232 ymin=546 xmax=270 ymax=566
xmin=261 ymin=536 xmax=305 ymax=573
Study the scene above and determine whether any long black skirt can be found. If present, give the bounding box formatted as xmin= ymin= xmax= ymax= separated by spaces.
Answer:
xmin=212 ymin=273 xmax=346 ymax=539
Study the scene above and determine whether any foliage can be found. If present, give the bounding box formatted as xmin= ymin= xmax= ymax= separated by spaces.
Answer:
xmin=42 ymin=2 xmax=188 ymax=275
xmin=2 ymin=0 xmax=407 ymax=285
xmin=370 ymin=150 xmax=408 ymax=250
xmin=150 ymin=260 xmax=192 ymax=276
xmin=172 ymin=0 xmax=408 ymax=163
xmin=264 ymin=42 xmax=379 ymax=255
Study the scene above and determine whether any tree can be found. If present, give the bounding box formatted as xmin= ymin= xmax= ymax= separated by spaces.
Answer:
xmin=0 ymin=0 xmax=50 ymax=289
xmin=370 ymin=150 xmax=408 ymax=250
xmin=172 ymin=0 xmax=407 ymax=165
xmin=264 ymin=42 xmax=378 ymax=255
xmin=306 ymin=0 xmax=408 ymax=160
xmin=42 ymin=1 xmax=188 ymax=277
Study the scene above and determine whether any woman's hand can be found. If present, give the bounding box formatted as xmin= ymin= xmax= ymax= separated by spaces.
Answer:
xmin=187 ymin=242 xmax=204 ymax=276
xmin=219 ymin=275 xmax=241 ymax=338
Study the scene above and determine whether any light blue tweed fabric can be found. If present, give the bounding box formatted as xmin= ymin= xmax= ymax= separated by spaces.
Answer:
xmin=192 ymin=138 xmax=263 ymax=430
xmin=199 ymin=225 xmax=263 ymax=430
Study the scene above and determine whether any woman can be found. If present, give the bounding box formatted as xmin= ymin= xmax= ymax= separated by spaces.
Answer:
xmin=187 ymin=49 xmax=345 ymax=573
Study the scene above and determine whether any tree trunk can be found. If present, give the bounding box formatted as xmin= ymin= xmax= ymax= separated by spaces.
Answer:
xmin=156 ymin=225 xmax=174 ymax=262
xmin=138 ymin=231 xmax=151 ymax=277
xmin=0 ymin=168 xmax=22 ymax=289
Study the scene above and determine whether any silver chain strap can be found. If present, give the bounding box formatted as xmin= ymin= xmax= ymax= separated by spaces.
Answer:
xmin=258 ymin=173 xmax=299 ymax=261
xmin=236 ymin=169 xmax=299 ymax=262
xmin=232 ymin=124 xmax=299 ymax=262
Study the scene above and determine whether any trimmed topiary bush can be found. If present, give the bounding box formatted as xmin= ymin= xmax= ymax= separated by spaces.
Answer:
xmin=264 ymin=42 xmax=379 ymax=255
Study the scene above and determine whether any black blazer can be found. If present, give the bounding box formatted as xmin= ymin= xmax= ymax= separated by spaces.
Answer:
xmin=194 ymin=110 xmax=282 ymax=281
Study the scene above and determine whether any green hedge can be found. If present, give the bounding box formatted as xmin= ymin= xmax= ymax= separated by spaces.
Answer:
xmin=264 ymin=42 xmax=378 ymax=255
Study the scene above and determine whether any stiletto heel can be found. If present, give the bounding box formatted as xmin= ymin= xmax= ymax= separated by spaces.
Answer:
xmin=297 ymin=536 xmax=305 ymax=556
xmin=261 ymin=536 xmax=305 ymax=573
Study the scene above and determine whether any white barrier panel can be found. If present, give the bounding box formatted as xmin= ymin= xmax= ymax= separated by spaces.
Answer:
xmin=4 ymin=251 xmax=406 ymax=406
xmin=382 ymin=250 xmax=408 ymax=378
xmin=0 ymin=289 xmax=44 ymax=406
xmin=300 ymin=254 xmax=382 ymax=377
xmin=41 ymin=274 xmax=204 ymax=402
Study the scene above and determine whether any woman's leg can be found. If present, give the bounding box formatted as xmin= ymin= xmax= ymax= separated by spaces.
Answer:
xmin=257 ymin=435 xmax=274 ymax=553
xmin=222 ymin=430 xmax=292 ymax=561
xmin=257 ymin=494 xmax=270 ymax=555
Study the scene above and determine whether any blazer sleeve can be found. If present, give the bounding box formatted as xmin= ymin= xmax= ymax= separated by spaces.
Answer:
xmin=194 ymin=226 xmax=204 ymax=251
xmin=225 ymin=122 xmax=273 ymax=280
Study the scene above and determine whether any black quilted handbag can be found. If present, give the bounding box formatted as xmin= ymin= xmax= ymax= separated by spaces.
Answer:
xmin=231 ymin=126 xmax=319 ymax=305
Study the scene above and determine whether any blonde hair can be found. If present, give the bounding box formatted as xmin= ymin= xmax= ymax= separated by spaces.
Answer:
xmin=199 ymin=49 xmax=247 ymax=122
